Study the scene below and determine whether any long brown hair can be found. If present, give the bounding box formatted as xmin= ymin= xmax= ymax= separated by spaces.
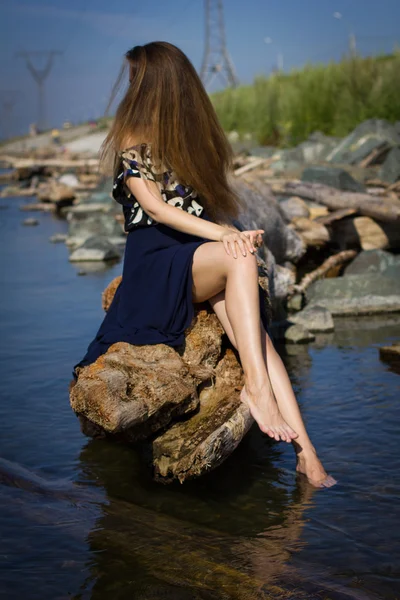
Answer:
xmin=100 ymin=41 xmax=244 ymax=224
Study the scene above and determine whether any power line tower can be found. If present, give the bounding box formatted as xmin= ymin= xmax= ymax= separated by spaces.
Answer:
xmin=0 ymin=90 xmax=21 ymax=140
xmin=200 ymin=0 xmax=239 ymax=89
xmin=16 ymin=51 xmax=62 ymax=131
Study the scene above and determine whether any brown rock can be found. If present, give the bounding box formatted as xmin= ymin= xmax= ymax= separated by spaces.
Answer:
xmin=152 ymin=348 xmax=252 ymax=483
xmin=70 ymin=342 xmax=205 ymax=441
xmin=102 ymin=275 xmax=122 ymax=311
xmin=291 ymin=217 xmax=330 ymax=247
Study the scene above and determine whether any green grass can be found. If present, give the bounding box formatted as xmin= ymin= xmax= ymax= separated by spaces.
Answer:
xmin=211 ymin=53 xmax=400 ymax=147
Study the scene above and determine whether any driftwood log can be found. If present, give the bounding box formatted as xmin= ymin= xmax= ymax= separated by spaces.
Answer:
xmin=291 ymin=250 xmax=357 ymax=296
xmin=280 ymin=181 xmax=400 ymax=222
xmin=70 ymin=260 xmax=271 ymax=484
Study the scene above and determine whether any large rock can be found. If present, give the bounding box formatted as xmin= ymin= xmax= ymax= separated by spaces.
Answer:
xmin=344 ymin=249 xmax=400 ymax=276
xmin=301 ymin=166 xmax=365 ymax=193
xmin=67 ymin=212 xmax=124 ymax=247
xmin=306 ymin=272 xmax=400 ymax=316
xmin=326 ymin=119 xmax=400 ymax=164
xmin=279 ymin=196 xmax=310 ymax=221
xmin=69 ymin=236 xmax=121 ymax=262
xmin=233 ymin=177 xmax=306 ymax=265
xmin=71 ymin=342 xmax=206 ymax=440
xmin=152 ymin=348 xmax=252 ymax=483
xmin=284 ymin=324 xmax=315 ymax=344
xmin=379 ymin=146 xmax=400 ymax=184
xmin=71 ymin=296 xmax=256 ymax=483
xmin=289 ymin=304 xmax=334 ymax=332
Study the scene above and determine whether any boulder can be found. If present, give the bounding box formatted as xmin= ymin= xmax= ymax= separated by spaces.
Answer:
xmin=49 ymin=233 xmax=67 ymax=243
xmin=233 ymin=177 xmax=306 ymax=265
xmin=70 ymin=278 xmax=262 ymax=482
xmin=379 ymin=343 xmax=400 ymax=373
xmin=306 ymin=272 xmax=400 ymax=316
xmin=344 ymin=249 xmax=400 ymax=276
xmin=326 ymin=119 xmax=400 ymax=164
xmin=152 ymin=348 xmax=252 ymax=483
xmin=37 ymin=182 xmax=76 ymax=204
xmin=22 ymin=218 xmax=39 ymax=226
xmin=71 ymin=342 xmax=205 ymax=440
xmin=67 ymin=212 xmax=124 ymax=247
xmin=379 ymin=147 xmax=400 ymax=184
xmin=69 ymin=236 xmax=121 ymax=262
xmin=284 ymin=324 xmax=315 ymax=344
xmin=301 ymin=166 xmax=365 ymax=193
xmin=279 ymin=196 xmax=310 ymax=221
xmin=58 ymin=173 xmax=80 ymax=188
xmin=289 ymin=305 xmax=334 ymax=332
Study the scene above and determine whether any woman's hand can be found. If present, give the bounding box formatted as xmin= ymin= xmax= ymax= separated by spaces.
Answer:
xmin=219 ymin=227 xmax=264 ymax=258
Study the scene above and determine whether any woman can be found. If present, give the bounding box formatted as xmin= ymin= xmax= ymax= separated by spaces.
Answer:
xmin=75 ymin=41 xmax=336 ymax=488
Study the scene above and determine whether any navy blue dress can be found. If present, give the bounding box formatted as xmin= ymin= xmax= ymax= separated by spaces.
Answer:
xmin=73 ymin=143 xmax=270 ymax=376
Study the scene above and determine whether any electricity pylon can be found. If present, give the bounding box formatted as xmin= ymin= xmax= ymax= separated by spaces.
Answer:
xmin=16 ymin=51 xmax=62 ymax=130
xmin=200 ymin=0 xmax=239 ymax=89
xmin=0 ymin=90 xmax=20 ymax=140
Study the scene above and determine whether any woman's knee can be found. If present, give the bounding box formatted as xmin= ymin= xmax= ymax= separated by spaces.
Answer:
xmin=226 ymin=247 xmax=258 ymax=275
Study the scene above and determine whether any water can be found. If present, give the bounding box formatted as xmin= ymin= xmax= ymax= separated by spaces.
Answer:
xmin=0 ymin=188 xmax=399 ymax=599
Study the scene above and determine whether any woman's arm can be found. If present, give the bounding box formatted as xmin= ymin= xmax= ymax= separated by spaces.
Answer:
xmin=125 ymin=176 xmax=263 ymax=256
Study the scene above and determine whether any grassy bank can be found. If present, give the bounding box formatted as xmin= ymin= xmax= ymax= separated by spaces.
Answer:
xmin=211 ymin=53 xmax=400 ymax=146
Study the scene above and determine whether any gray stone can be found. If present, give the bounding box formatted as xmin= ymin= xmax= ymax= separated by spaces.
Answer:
xmin=279 ymin=196 xmax=310 ymax=221
xmin=67 ymin=212 xmax=124 ymax=246
xmin=379 ymin=147 xmax=400 ymax=184
xmin=290 ymin=304 xmax=334 ymax=332
xmin=287 ymin=293 xmax=304 ymax=312
xmin=22 ymin=218 xmax=38 ymax=226
xmin=248 ymin=146 xmax=276 ymax=159
xmin=301 ymin=165 xmax=365 ymax=193
xmin=233 ymin=178 xmax=306 ymax=265
xmin=69 ymin=236 xmax=121 ymax=262
xmin=344 ymin=249 xmax=400 ymax=276
xmin=326 ymin=119 xmax=400 ymax=164
xmin=49 ymin=233 xmax=67 ymax=243
xmin=284 ymin=324 xmax=315 ymax=344
xmin=297 ymin=133 xmax=339 ymax=163
xmin=306 ymin=273 xmax=400 ymax=316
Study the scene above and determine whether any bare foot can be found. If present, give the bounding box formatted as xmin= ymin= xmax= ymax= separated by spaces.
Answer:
xmin=296 ymin=448 xmax=337 ymax=488
xmin=240 ymin=385 xmax=298 ymax=443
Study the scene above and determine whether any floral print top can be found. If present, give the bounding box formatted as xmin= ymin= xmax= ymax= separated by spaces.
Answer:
xmin=112 ymin=143 xmax=204 ymax=231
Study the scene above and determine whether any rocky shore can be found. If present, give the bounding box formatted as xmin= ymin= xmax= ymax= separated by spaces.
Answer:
xmin=2 ymin=118 xmax=399 ymax=482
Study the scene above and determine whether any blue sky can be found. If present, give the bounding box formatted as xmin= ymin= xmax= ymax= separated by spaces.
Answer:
xmin=1 ymin=0 xmax=399 ymax=137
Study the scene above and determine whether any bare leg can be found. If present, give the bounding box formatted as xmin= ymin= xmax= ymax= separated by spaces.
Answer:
xmin=191 ymin=242 xmax=297 ymax=443
xmin=208 ymin=290 xmax=336 ymax=488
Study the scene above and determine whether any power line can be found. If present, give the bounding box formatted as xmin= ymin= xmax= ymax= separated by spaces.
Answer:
xmin=200 ymin=0 xmax=238 ymax=89
xmin=16 ymin=51 xmax=62 ymax=130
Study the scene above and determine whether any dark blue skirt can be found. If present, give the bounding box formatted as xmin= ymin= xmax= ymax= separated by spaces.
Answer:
xmin=73 ymin=209 xmax=270 ymax=376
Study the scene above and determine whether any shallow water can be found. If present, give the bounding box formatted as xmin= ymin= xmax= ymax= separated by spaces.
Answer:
xmin=0 ymin=189 xmax=399 ymax=599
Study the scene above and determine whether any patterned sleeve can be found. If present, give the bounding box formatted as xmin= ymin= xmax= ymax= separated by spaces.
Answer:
xmin=120 ymin=145 xmax=156 ymax=183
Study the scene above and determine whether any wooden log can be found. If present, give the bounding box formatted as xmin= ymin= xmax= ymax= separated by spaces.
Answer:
xmin=314 ymin=207 xmax=357 ymax=225
xmin=70 ymin=341 xmax=209 ymax=441
xmin=70 ymin=267 xmax=273 ymax=482
xmin=234 ymin=156 xmax=271 ymax=176
xmin=282 ymin=181 xmax=400 ymax=222
xmin=153 ymin=348 xmax=252 ymax=483
xmin=290 ymin=217 xmax=330 ymax=247
xmin=291 ymin=250 xmax=357 ymax=295
xmin=0 ymin=154 xmax=99 ymax=169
